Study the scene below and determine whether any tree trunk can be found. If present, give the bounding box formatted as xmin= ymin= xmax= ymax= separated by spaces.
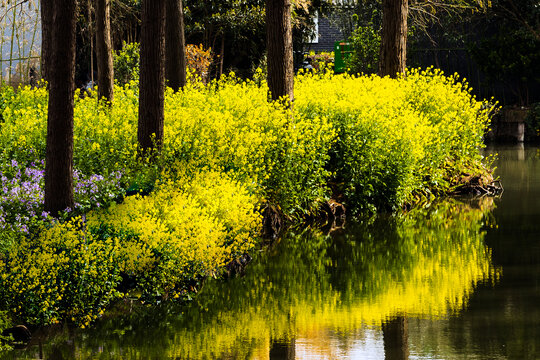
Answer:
xmin=383 ymin=316 xmax=409 ymax=360
xmin=43 ymin=0 xmax=77 ymax=215
xmin=379 ymin=0 xmax=408 ymax=78
xmin=40 ymin=0 xmax=52 ymax=82
xmin=96 ymin=0 xmax=114 ymax=102
xmin=138 ymin=0 xmax=166 ymax=151
xmin=165 ymin=0 xmax=187 ymax=91
xmin=219 ymin=34 xmax=225 ymax=77
xmin=269 ymin=339 xmax=295 ymax=359
xmin=266 ymin=0 xmax=294 ymax=103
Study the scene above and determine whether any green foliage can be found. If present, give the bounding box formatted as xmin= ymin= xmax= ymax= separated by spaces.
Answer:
xmin=345 ymin=22 xmax=380 ymax=75
xmin=469 ymin=29 xmax=540 ymax=105
xmin=0 ymin=311 xmax=12 ymax=352
xmin=185 ymin=0 xmax=266 ymax=77
xmin=113 ymin=41 xmax=140 ymax=86
xmin=526 ymin=103 xmax=540 ymax=138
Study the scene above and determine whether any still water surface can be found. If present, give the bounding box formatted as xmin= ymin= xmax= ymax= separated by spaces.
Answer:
xmin=8 ymin=145 xmax=540 ymax=359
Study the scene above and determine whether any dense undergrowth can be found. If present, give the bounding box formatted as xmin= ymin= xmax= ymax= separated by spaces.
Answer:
xmin=0 ymin=68 xmax=495 ymax=334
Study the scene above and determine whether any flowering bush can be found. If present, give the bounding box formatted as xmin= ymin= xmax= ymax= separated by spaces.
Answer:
xmin=295 ymin=68 xmax=495 ymax=213
xmin=0 ymin=68 xmax=494 ymax=328
xmin=0 ymin=218 xmax=122 ymax=326
xmin=0 ymin=158 xmax=124 ymax=239
xmin=87 ymin=171 xmax=261 ymax=300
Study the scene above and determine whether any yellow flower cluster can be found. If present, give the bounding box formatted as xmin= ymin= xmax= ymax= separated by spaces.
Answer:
xmin=0 ymin=218 xmax=121 ymax=326
xmin=294 ymin=68 xmax=495 ymax=212
xmin=87 ymin=170 xmax=261 ymax=299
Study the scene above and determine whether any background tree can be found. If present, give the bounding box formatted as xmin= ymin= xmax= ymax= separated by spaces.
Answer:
xmin=378 ymin=0 xmax=408 ymax=77
xmin=138 ymin=0 xmax=166 ymax=151
xmin=184 ymin=0 xmax=266 ymax=78
xmin=166 ymin=0 xmax=187 ymax=91
xmin=96 ymin=0 xmax=114 ymax=102
xmin=467 ymin=0 xmax=540 ymax=105
xmin=42 ymin=0 xmax=78 ymax=215
xmin=266 ymin=0 xmax=294 ymax=102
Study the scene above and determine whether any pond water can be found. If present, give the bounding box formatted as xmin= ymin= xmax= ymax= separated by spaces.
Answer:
xmin=6 ymin=145 xmax=540 ymax=360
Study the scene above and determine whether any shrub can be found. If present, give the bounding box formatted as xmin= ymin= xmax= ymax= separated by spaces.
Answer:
xmin=0 ymin=218 xmax=122 ymax=326
xmin=345 ymin=23 xmax=380 ymax=75
xmin=87 ymin=171 xmax=261 ymax=300
xmin=294 ymin=68 xmax=495 ymax=213
xmin=114 ymin=41 xmax=140 ymax=86
xmin=162 ymin=74 xmax=335 ymax=216
xmin=304 ymin=51 xmax=335 ymax=73
xmin=113 ymin=42 xmax=214 ymax=86
xmin=185 ymin=44 xmax=213 ymax=83
xmin=526 ymin=103 xmax=540 ymax=139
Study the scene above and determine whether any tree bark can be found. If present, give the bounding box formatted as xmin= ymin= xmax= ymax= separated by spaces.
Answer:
xmin=43 ymin=0 xmax=77 ymax=215
xmin=138 ymin=0 xmax=166 ymax=151
xmin=266 ymin=0 xmax=294 ymax=103
xmin=96 ymin=0 xmax=114 ymax=102
xmin=165 ymin=0 xmax=187 ymax=92
xmin=382 ymin=316 xmax=409 ymax=360
xmin=379 ymin=0 xmax=408 ymax=78
xmin=40 ymin=0 xmax=52 ymax=82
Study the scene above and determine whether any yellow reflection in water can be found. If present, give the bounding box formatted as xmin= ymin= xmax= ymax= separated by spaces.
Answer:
xmin=164 ymin=197 xmax=500 ymax=360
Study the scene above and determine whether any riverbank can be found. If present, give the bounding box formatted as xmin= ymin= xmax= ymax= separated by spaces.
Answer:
xmin=0 ymin=68 xmax=496 ymax=344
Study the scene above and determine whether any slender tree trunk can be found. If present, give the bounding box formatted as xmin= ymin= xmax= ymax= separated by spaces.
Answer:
xmin=88 ymin=0 xmax=94 ymax=86
xmin=266 ymin=0 xmax=294 ymax=103
xmin=40 ymin=0 xmax=52 ymax=82
xmin=43 ymin=0 xmax=77 ymax=215
xmin=165 ymin=0 xmax=187 ymax=92
xmin=383 ymin=317 xmax=409 ymax=360
xmin=219 ymin=34 xmax=225 ymax=77
xmin=138 ymin=0 xmax=166 ymax=151
xmin=379 ymin=0 xmax=408 ymax=78
xmin=96 ymin=0 xmax=114 ymax=102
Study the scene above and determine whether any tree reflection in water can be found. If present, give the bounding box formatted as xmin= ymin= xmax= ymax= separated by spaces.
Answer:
xmin=6 ymin=197 xmax=499 ymax=360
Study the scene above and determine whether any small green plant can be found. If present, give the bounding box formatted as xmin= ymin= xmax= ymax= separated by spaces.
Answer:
xmin=0 ymin=311 xmax=13 ymax=352
xmin=345 ymin=22 xmax=380 ymax=75
xmin=113 ymin=41 xmax=140 ymax=85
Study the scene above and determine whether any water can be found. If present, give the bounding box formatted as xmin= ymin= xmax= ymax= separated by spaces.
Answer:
xmin=6 ymin=145 xmax=540 ymax=359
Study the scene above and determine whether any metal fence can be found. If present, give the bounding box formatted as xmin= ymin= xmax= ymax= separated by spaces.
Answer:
xmin=409 ymin=47 xmax=540 ymax=106
xmin=0 ymin=0 xmax=41 ymax=87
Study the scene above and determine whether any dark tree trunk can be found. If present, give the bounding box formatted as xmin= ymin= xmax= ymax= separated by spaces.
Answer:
xmin=379 ymin=0 xmax=408 ymax=78
xmin=266 ymin=0 xmax=294 ymax=103
xmin=269 ymin=339 xmax=295 ymax=359
xmin=43 ymin=0 xmax=77 ymax=215
xmin=165 ymin=0 xmax=187 ymax=91
xmin=138 ymin=0 xmax=166 ymax=151
xmin=40 ymin=0 xmax=52 ymax=82
xmin=96 ymin=0 xmax=114 ymax=102
xmin=219 ymin=34 xmax=224 ymax=77
xmin=383 ymin=317 xmax=409 ymax=360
